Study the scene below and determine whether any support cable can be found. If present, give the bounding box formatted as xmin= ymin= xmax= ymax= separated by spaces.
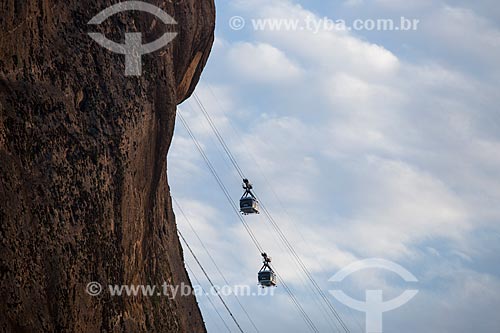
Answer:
xmin=185 ymin=261 xmax=233 ymax=333
xmin=179 ymin=230 xmax=245 ymax=333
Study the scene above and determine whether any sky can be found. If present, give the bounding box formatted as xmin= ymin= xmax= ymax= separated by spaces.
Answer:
xmin=167 ymin=0 xmax=500 ymax=332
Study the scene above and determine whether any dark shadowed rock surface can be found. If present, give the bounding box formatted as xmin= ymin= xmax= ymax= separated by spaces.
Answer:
xmin=0 ymin=0 xmax=215 ymax=332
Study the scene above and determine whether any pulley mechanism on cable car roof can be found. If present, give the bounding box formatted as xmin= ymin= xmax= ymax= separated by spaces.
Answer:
xmin=258 ymin=253 xmax=277 ymax=288
xmin=240 ymin=178 xmax=259 ymax=215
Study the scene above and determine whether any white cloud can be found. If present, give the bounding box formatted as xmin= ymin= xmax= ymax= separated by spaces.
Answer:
xmin=226 ymin=42 xmax=303 ymax=82
xmin=374 ymin=0 xmax=436 ymax=11
xmin=333 ymin=156 xmax=471 ymax=257
xmin=418 ymin=5 xmax=500 ymax=77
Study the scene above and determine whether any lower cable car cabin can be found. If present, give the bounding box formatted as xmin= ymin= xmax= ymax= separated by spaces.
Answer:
xmin=240 ymin=178 xmax=259 ymax=215
xmin=240 ymin=197 xmax=259 ymax=215
xmin=258 ymin=253 xmax=277 ymax=288
xmin=258 ymin=270 xmax=277 ymax=287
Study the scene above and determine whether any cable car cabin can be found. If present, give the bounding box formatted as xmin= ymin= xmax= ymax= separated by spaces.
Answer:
xmin=240 ymin=197 xmax=259 ymax=215
xmin=258 ymin=270 xmax=277 ymax=287
xmin=240 ymin=178 xmax=259 ymax=215
xmin=258 ymin=252 xmax=277 ymax=288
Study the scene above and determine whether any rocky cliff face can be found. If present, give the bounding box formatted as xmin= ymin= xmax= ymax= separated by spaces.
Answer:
xmin=0 ymin=0 xmax=215 ymax=332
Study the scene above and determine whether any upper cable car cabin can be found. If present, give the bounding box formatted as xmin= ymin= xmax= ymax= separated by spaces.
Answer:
xmin=258 ymin=253 xmax=277 ymax=288
xmin=240 ymin=178 xmax=259 ymax=215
